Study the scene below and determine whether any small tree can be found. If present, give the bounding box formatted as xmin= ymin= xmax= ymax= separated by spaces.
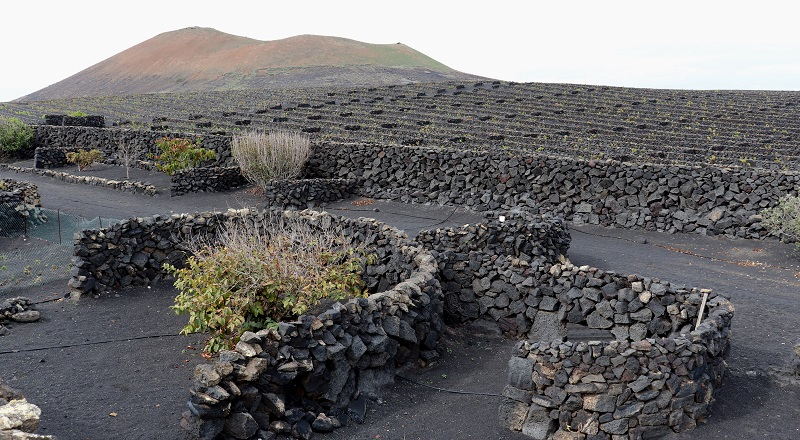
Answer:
xmin=232 ymin=130 xmax=311 ymax=189
xmin=762 ymin=195 xmax=800 ymax=248
xmin=116 ymin=141 xmax=135 ymax=179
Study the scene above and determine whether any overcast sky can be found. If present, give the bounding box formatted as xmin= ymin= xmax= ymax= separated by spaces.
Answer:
xmin=2 ymin=0 xmax=798 ymax=101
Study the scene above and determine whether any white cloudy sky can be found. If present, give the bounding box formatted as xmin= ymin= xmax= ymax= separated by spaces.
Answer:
xmin=1 ymin=0 xmax=798 ymax=101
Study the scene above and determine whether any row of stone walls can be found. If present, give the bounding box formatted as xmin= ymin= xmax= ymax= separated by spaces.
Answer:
xmin=308 ymin=143 xmax=798 ymax=239
xmin=33 ymin=125 xmax=233 ymax=167
xmin=31 ymin=126 xmax=797 ymax=239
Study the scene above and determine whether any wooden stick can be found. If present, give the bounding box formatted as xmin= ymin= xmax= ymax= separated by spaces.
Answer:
xmin=694 ymin=290 xmax=710 ymax=330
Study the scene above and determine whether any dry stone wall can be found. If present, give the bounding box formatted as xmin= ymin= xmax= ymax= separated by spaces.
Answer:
xmin=33 ymin=125 xmax=233 ymax=167
xmin=308 ymin=143 xmax=798 ymax=240
xmin=170 ymin=167 xmax=248 ymax=196
xmin=182 ymin=218 xmax=442 ymax=440
xmin=262 ymin=179 xmax=358 ymax=209
xmin=0 ymin=179 xmax=40 ymax=207
xmin=415 ymin=210 xmax=571 ymax=329
xmin=67 ymin=208 xmax=443 ymax=440
xmin=31 ymin=126 xmax=798 ymax=240
xmin=2 ymin=164 xmax=158 ymax=196
xmin=44 ymin=114 xmax=105 ymax=128
xmin=500 ymin=263 xmax=734 ymax=440
xmin=0 ymin=179 xmax=45 ymax=228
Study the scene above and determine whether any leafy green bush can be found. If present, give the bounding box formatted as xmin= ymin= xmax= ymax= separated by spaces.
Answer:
xmin=762 ymin=195 xmax=800 ymax=247
xmin=66 ymin=149 xmax=103 ymax=170
xmin=152 ymin=137 xmax=216 ymax=175
xmin=67 ymin=111 xmax=88 ymax=117
xmin=231 ymin=130 xmax=310 ymax=188
xmin=0 ymin=117 xmax=34 ymax=157
xmin=166 ymin=219 xmax=372 ymax=352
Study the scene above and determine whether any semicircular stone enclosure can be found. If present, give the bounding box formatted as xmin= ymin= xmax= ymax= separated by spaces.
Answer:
xmin=68 ymin=207 xmax=734 ymax=440
xmin=500 ymin=264 xmax=734 ymax=440
xmin=69 ymin=208 xmax=444 ymax=439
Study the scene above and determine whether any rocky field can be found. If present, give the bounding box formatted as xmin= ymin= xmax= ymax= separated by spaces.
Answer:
xmin=3 ymin=81 xmax=799 ymax=170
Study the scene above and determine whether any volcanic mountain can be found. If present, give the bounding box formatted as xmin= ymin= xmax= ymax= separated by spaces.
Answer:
xmin=19 ymin=27 xmax=479 ymax=101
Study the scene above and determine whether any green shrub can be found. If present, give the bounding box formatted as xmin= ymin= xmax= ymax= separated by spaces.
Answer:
xmin=166 ymin=219 xmax=372 ymax=352
xmin=152 ymin=137 xmax=216 ymax=175
xmin=231 ymin=130 xmax=310 ymax=188
xmin=0 ymin=117 xmax=34 ymax=156
xmin=762 ymin=195 xmax=800 ymax=247
xmin=66 ymin=149 xmax=103 ymax=170
xmin=67 ymin=111 xmax=89 ymax=117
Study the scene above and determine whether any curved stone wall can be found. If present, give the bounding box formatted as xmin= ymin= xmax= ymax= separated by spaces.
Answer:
xmin=68 ymin=207 xmax=443 ymax=440
xmin=182 ymin=230 xmax=442 ymax=439
xmin=415 ymin=210 xmax=571 ymax=330
xmin=499 ymin=261 xmax=734 ymax=440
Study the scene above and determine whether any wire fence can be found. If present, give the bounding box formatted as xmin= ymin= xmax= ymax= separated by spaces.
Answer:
xmin=0 ymin=204 xmax=120 ymax=294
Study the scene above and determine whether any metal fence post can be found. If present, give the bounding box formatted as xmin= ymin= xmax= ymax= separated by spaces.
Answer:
xmin=57 ymin=209 xmax=62 ymax=244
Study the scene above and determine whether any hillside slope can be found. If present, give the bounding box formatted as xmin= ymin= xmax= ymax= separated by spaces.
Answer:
xmin=19 ymin=27 xmax=479 ymax=101
xmin=5 ymin=81 xmax=798 ymax=170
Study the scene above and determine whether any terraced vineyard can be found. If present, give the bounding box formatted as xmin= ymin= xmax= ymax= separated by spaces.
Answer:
xmin=3 ymin=80 xmax=799 ymax=170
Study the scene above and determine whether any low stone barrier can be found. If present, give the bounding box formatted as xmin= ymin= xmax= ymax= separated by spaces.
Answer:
xmin=1 ymin=164 xmax=158 ymax=196
xmin=68 ymin=208 xmax=443 ymax=440
xmin=263 ymin=178 xmax=358 ymax=209
xmin=0 ymin=380 xmax=53 ymax=439
xmin=0 ymin=296 xmax=42 ymax=336
xmin=182 ymin=215 xmax=442 ymax=439
xmin=415 ymin=210 xmax=571 ymax=329
xmin=309 ymin=143 xmax=798 ymax=240
xmin=44 ymin=114 xmax=105 ymax=128
xmin=0 ymin=179 xmax=40 ymax=207
xmin=170 ymin=167 xmax=248 ymax=196
xmin=0 ymin=179 xmax=46 ymax=227
xmin=30 ymin=126 xmax=799 ymax=240
xmin=499 ymin=261 xmax=734 ymax=439
xmin=33 ymin=125 xmax=233 ymax=167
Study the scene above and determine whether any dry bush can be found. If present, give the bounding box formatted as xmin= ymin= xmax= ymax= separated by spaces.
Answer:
xmin=231 ymin=130 xmax=311 ymax=188
xmin=66 ymin=149 xmax=103 ymax=170
xmin=763 ymin=195 xmax=800 ymax=247
xmin=167 ymin=216 xmax=371 ymax=352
